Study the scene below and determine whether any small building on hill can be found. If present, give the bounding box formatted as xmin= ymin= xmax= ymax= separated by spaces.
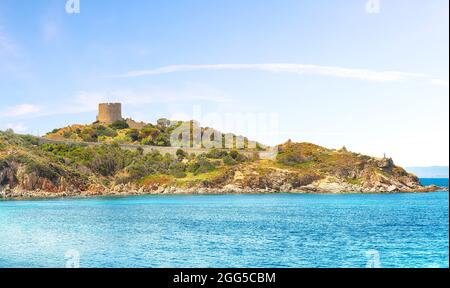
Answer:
xmin=97 ymin=103 xmax=123 ymax=124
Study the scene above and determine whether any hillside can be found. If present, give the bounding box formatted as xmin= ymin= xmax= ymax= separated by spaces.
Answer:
xmin=44 ymin=118 xmax=265 ymax=150
xmin=45 ymin=118 xmax=179 ymax=146
xmin=0 ymin=130 xmax=444 ymax=199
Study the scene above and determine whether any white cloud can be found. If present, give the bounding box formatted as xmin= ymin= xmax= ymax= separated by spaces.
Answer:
xmin=65 ymin=91 xmax=109 ymax=113
xmin=0 ymin=83 xmax=232 ymax=120
xmin=6 ymin=123 xmax=29 ymax=134
xmin=108 ymin=63 xmax=434 ymax=83
xmin=1 ymin=104 xmax=41 ymax=118
xmin=429 ymin=78 xmax=449 ymax=87
xmin=62 ymin=84 xmax=232 ymax=113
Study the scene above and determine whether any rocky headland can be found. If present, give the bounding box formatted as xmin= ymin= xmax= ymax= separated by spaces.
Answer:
xmin=0 ymin=130 xmax=445 ymax=200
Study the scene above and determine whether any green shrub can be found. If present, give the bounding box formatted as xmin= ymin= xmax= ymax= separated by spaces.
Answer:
xmin=113 ymin=134 xmax=132 ymax=144
xmin=139 ymin=125 xmax=159 ymax=140
xmin=87 ymin=145 xmax=135 ymax=176
xmin=63 ymin=131 xmax=73 ymax=139
xmin=193 ymin=157 xmax=216 ymax=175
xmin=171 ymin=170 xmax=186 ymax=178
xmin=157 ymin=118 xmax=171 ymax=130
xmin=229 ymin=150 xmax=247 ymax=162
xmin=25 ymin=161 xmax=60 ymax=182
xmin=154 ymin=134 xmax=170 ymax=146
xmin=109 ymin=120 xmax=129 ymax=130
xmin=19 ymin=135 xmax=39 ymax=146
xmin=187 ymin=162 xmax=200 ymax=173
xmin=223 ymin=155 xmax=237 ymax=166
xmin=95 ymin=125 xmax=118 ymax=138
xmin=141 ymin=137 xmax=153 ymax=146
xmin=126 ymin=129 xmax=140 ymax=142
xmin=170 ymin=162 xmax=187 ymax=178
xmin=176 ymin=149 xmax=188 ymax=160
xmin=277 ymin=153 xmax=309 ymax=166
xmin=81 ymin=133 xmax=97 ymax=142
xmin=256 ymin=143 xmax=265 ymax=151
xmin=206 ymin=148 xmax=228 ymax=159
xmin=126 ymin=163 xmax=149 ymax=180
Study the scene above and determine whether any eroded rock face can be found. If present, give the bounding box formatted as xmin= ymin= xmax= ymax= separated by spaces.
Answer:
xmin=221 ymin=165 xmax=321 ymax=192
xmin=0 ymin=162 xmax=18 ymax=188
xmin=0 ymin=161 xmax=86 ymax=199
xmin=377 ymin=158 xmax=394 ymax=169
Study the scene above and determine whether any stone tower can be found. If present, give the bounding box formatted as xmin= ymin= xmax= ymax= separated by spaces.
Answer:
xmin=97 ymin=103 xmax=123 ymax=124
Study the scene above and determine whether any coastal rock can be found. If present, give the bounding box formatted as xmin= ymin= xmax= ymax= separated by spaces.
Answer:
xmin=377 ymin=158 xmax=394 ymax=169
xmin=387 ymin=185 xmax=399 ymax=192
xmin=1 ymin=132 xmax=446 ymax=199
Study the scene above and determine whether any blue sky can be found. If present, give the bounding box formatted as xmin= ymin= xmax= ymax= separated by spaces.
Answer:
xmin=0 ymin=0 xmax=448 ymax=166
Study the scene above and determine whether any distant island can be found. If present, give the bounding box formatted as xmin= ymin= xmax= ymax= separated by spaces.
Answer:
xmin=0 ymin=103 xmax=446 ymax=200
xmin=405 ymin=166 xmax=449 ymax=179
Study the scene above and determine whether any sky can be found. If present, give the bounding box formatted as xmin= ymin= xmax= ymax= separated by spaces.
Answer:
xmin=0 ymin=0 xmax=448 ymax=167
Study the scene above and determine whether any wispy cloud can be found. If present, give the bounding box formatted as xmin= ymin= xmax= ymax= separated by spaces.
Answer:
xmin=62 ymin=84 xmax=231 ymax=114
xmin=0 ymin=83 xmax=232 ymax=120
xmin=0 ymin=28 xmax=17 ymax=55
xmin=107 ymin=63 xmax=439 ymax=83
xmin=0 ymin=104 xmax=41 ymax=118
xmin=429 ymin=78 xmax=449 ymax=87
xmin=5 ymin=122 xmax=29 ymax=133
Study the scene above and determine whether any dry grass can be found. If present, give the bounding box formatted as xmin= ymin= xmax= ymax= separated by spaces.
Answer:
xmin=140 ymin=174 xmax=175 ymax=186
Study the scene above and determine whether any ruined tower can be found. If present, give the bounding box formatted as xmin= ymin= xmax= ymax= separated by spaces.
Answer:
xmin=97 ymin=103 xmax=123 ymax=124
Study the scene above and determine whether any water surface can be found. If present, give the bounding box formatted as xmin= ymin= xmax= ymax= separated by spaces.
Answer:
xmin=0 ymin=180 xmax=448 ymax=268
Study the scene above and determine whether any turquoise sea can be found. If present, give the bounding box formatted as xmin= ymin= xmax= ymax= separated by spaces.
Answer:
xmin=0 ymin=179 xmax=448 ymax=268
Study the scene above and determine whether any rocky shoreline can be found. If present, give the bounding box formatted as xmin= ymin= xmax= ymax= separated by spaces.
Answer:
xmin=1 ymin=181 xmax=447 ymax=200
xmin=2 ymin=157 xmax=447 ymax=200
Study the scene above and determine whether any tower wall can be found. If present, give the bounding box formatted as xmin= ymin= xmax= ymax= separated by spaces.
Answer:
xmin=97 ymin=103 xmax=123 ymax=124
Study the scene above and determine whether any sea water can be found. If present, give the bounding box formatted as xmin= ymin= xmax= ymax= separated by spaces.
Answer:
xmin=0 ymin=179 xmax=448 ymax=268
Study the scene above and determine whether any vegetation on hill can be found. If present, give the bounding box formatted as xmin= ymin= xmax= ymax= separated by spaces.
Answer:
xmin=0 ymin=130 xmax=89 ymax=193
xmin=0 ymin=130 xmax=251 ymax=197
xmin=47 ymin=118 xmax=181 ymax=146
xmin=39 ymin=144 xmax=249 ymax=180
xmin=0 ymin=130 xmax=440 ymax=199
xmin=275 ymin=140 xmax=412 ymax=187
xmin=45 ymin=118 xmax=265 ymax=150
